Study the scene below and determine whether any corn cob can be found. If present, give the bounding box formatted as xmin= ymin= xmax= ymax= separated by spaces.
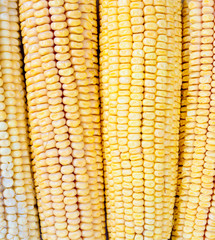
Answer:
xmin=19 ymin=0 xmax=105 ymax=239
xmin=99 ymin=0 xmax=182 ymax=239
xmin=0 ymin=0 xmax=40 ymax=239
xmin=173 ymin=0 xmax=215 ymax=239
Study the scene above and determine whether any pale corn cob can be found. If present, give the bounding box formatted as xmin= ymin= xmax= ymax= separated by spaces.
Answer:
xmin=0 ymin=0 xmax=40 ymax=239
xmin=173 ymin=0 xmax=215 ymax=239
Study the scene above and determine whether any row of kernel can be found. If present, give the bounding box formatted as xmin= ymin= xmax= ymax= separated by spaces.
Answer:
xmin=62 ymin=1 xmax=85 ymax=239
xmin=142 ymin=1 xmax=158 ymax=238
xmin=157 ymin=2 xmax=172 ymax=239
xmin=205 ymin=2 xmax=215 ymax=239
xmin=160 ymin=1 xmax=171 ymax=238
xmin=0 ymin=65 xmax=7 ymax=239
xmin=20 ymin=0 xmax=49 ymax=238
xmin=143 ymin=0 xmax=166 ymax=238
xmin=19 ymin=1 xmax=47 ymax=238
xmin=159 ymin=2 xmax=173 ymax=239
xmin=79 ymin=1 xmax=102 ymax=238
xmin=130 ymin=1 xmax=144 ymax=239
xmin=53 ymin=1 xmax=80 ymax=239
xmin=48 ymin=1 xmax=80 ymax=239
xmin=107 ymin=0 xmax=119 ymax=239
xmin=68 ymin=1 xmax=96 ymax=239
xmin=164 ymin=0 xmax=181 ymax=238
xmin=118 ymin=0 xmax=133 ymax=239
xmin=18 ymin=2 xmax=43 ymax=237
xmin=83 ymin=1 xmax=105 ymax=238
xmin=200 ymin=1 xmax=215 ymax=239
xmin=181 ymin=1 xmax=202 ymax=239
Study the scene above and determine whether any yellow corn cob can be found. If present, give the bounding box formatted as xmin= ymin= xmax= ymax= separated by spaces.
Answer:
xmin=19 ymin=0 xmax=105 ymax=239
xmin=99 ymin=0 xmax=182 ymax=239
xmin=0 ymin=0 xmax=40 ymax=239
xmin=173 ymin=0 xmax=215 ymax=239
